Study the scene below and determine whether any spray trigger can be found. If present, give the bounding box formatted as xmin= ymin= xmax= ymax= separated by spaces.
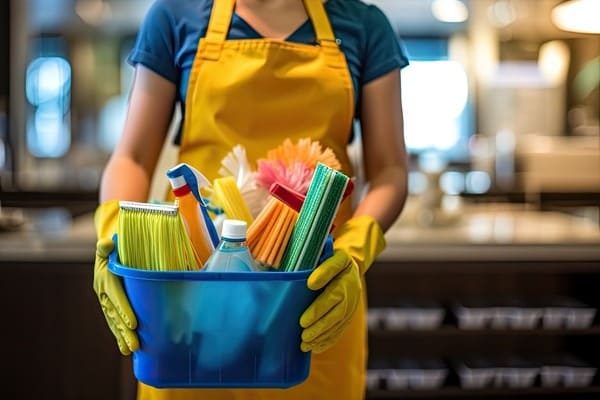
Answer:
xmin=166 ymin=163 xmax=211 ymax=206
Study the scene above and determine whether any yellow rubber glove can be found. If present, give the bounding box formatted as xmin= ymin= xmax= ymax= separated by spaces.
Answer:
xmin=92 ymin=200 xmax=139 ymax=355
xmin=300 ymin=215 xmax=386 ymax=353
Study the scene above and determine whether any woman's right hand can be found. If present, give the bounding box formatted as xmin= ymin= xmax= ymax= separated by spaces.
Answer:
xmin=93 ymin=201 xmax=139 ymax=355
xmin=94 ymin=238 xmax=139 ymax=355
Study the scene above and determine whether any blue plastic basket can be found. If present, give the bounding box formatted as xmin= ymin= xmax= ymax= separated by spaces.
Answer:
xmin=108 ymin=237 xmax=320 ymax=389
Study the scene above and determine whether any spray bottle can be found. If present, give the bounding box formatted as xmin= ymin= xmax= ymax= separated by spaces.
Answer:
xmin=166 ymin=163 xmax=220 ymax=266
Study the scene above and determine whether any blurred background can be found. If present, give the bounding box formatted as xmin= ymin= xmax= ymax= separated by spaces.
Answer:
xmin=0 ymin=1 xmax=599 ymax=399
xmin=0 ymin=0 xmax=598 ymax=214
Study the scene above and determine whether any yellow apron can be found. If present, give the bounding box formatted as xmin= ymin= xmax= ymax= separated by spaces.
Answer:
xmin=139 ymin=0 xmax=367 ymax=398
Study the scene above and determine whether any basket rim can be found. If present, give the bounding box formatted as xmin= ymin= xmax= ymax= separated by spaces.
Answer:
xmin=108 ymin=235 xmax=313 ymax=282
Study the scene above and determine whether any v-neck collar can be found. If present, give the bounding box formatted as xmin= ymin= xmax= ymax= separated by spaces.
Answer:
xmin=232 ymin=12 xmax=311 ymax=42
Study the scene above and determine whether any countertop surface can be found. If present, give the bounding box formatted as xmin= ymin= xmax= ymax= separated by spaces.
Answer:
xmin=1 ymin=203 xmax=599 ymax=262
xmin=380 ymin=202 xmax=600 ymax=261
xmin=0 ymin=207 xmax=97 ymax=262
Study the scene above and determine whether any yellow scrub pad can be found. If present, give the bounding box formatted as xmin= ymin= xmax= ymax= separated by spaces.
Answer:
xmin=212 ymin=176 xmax=254 ymax=226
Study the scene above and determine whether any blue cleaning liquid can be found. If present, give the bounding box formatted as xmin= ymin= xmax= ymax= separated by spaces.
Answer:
xmin=196 ymin=220 xmax=258 ymax=369
xmin=203 ymin=239 xmax=254 ymax=272
xmin=203 ymin=219 xmax=255 ymax=272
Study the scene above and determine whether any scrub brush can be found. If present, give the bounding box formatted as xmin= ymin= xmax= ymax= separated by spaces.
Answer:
xmin=218 ymin=145 xmax=267 ymax=218
xmin=117 ymin=201 xmax=201 ymax=271
xmin=212 ymin=176 xmax=254 ymax=226
xmin=247 ymin=194 xmax=298 ymax=270
xmin=280 ymin=163 xmax=349 ymax=272
xmin=255 ymin=137 xmax=342 ymax=196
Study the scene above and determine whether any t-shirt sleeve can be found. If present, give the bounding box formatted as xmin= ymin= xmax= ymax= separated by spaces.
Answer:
xmin=127 ymin=0 xmax=178 ymax=84
xmin=361 ymin=5 xmax=409 ymax=85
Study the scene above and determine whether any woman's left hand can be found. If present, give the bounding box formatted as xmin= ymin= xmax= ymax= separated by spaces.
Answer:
xmin=299 ymin=249 xmax=362 ymax=354
xmin=299 ymin=215 xmax=387 ymax=353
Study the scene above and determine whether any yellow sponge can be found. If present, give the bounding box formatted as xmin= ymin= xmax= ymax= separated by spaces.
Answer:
xmin=212 ymin=176 xmax=254 ymax=226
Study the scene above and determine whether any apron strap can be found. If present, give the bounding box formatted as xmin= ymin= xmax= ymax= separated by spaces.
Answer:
xmin=203 ymin=0 xmax=235 ymax=60
xmin=203 ymin=0 xmax=345 ymax=68
xmin=304 ymin=0 xmax=346 ymax=69
xmin=304 ymin=0 xmax=335 ymax=43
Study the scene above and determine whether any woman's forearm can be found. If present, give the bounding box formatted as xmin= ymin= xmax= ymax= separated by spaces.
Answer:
xmin=357 ymin=67 xmax=408 ymax=233
xmin=99 ymin=155 xmax=154 ymax=203
xmin=99 ymin=66 xmax=178 ymax=204
xmin=352 ymin=164 xmax=408 ymax=232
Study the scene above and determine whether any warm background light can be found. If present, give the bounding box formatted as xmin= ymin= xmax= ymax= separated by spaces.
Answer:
xmin=538 ymin=40 xmax=571 ymax=86
xmin=431 ymin=0 xmax=469 ymax=23
xmin=551 ymin=0 xmax=600 ymax=34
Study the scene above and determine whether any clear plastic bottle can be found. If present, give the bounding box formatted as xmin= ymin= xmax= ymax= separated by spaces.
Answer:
xmin=203 ymin=219 xmax=256 ymax=272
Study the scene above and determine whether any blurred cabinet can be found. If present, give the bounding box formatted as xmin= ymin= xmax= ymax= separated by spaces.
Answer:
xmin=365 ymin=254 xmax=600 ymax=400
xmin=0 ymin=259 xmax=136 ymax=400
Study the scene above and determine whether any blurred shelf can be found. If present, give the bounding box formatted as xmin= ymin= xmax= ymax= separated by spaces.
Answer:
xmin=367 ymin=385 xmax=600 ymax=399
xmin=0 ymin=190 xmax=99 ymax=217
xmin=372 ymin=259 xmax=600 ymax=272
xmin=369 ymin=327 xmax=600 ymax=337
xmin=462 ymin=192 xmax=600 ymax=208
xmin=368 ymin=203 xmax=600 ymax=399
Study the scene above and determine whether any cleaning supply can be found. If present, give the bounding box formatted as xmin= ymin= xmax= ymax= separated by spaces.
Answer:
xmin=212 ymin=176 xmax=254 ymax=226
xmin=247 ymin=197 xmax=298 ymax=270
xmin=268 ymin=179 xmax=354 ymax=230
xmin=118 ymin=201 xmax=200 ymax=271
xmin=167 ymin=163 xmax=220 ymax=244
xmin=255 ymin=138 xmax=342 ymax=196
xmin=281 ymin=163 xmax=349 ymax=272
xmin=247 ymin=183 xmax=305 ymax=270
xmin=194 ymin=220 xmax=260 ymax=369
xmin=203 ymin=219 xmax=256 ymax=272
xmin=167 ymin=163 xmax=219 ymax=266
xmin=218 ymin=144 xmax=267 ymax=218
xmin=269 ymin=182 xmax=305 ymax=212
xmin=93 ymin=200 xmax=139 ymax=356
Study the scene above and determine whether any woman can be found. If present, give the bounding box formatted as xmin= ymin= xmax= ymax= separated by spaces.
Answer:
xmin=93 ymin=0 xmax=409 ymax=398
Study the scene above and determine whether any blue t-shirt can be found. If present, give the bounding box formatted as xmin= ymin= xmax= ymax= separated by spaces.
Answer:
xmin=128 ymin=0 xmax=409 ymax=143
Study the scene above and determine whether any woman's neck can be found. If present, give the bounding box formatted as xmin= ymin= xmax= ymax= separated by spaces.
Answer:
xmin=235 ymin=0 xmax=311 ymax=40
